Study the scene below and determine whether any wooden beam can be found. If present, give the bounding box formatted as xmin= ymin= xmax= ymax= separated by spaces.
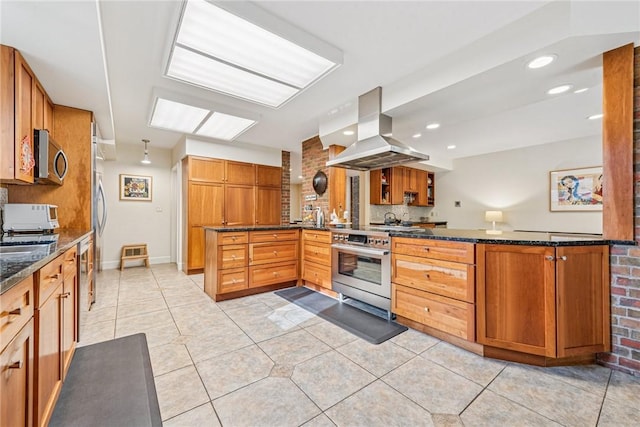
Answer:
xmin=602 ymin=43 xmax=634 ymax=241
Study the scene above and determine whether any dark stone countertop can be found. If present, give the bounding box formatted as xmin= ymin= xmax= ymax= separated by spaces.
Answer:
xmin=203 ymin=225 xmax=332 ymax=232
xmin=387 ymin=228 xmax=620 ymax=246
xmin=1 ymin=229 xmax=92 ymax=295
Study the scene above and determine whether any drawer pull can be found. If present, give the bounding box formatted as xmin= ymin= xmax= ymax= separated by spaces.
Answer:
xmin=49 ymin=273 xmax=61 ymax=280
xmin=8 ymin=360 xmax=23 ymax=369
xmin=7 ymin=307 xmax=22 ymax=317
xmin=273 ymin=251 xmax=278 ymax=255
xmin=231 ymin=255 xmax=236 ymax=259
xmin=424 ymin=307 xmax=430 ymax=313
xmin=273 ymin=234 xmax=278 ymax=238
xmin=424 ymin=273 xmax=431 ymax=279
xmin=273 ymin=272 xmax=279 ymax=276
xmin=61 ymin=292 xmax=71 ymax=298
xmin=231 ymin=279 xmax=237 ymax=284
xmin=559 ymin=256 xmax=567 ymax=261
xmin=423 ymin=247 xmax=430 ymax=251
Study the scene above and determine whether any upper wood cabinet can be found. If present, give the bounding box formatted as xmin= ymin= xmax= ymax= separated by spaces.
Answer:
xmin=476 ymin=244 xmax=610 ymax=359
xmin=255 ymin=187 xmax=281 ymax=226
xmin=226 ymin=161 xmax=255 ymax=185
xmin=403 ymin=167 xmax=420 ymax=192
xmin=1 ymin=45 xmax=56 ymax=184
xmin=188 ymin=182 xmax=224 ymax=226
xmin=225 ymin=185 xmax=255 ymax=226
xmin=370 ymin=167 xmax=403 ymax=205
xmin=188 ymin=156 xmax=225 ymax=182
xmin=256 ymin=165 xmax=282 ymax=187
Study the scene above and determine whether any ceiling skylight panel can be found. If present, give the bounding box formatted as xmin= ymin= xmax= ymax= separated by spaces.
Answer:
xmin=196 ymin=112 xmax=256 ymax=140
xmin=167 ymin=46 xmax=298 ymax=107
xmin=175 ymin=0 xmax=337 ymax=89
xmin=150 ymin=98 xmax=209 ymax=133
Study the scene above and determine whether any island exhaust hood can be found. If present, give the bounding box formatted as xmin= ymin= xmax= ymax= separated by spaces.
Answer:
xmin=326 ymin=87 xmax=429 ymax=171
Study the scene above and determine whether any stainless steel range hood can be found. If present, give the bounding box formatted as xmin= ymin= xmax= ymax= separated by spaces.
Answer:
xmin=326 ymin=87 xmax=429 ymax=171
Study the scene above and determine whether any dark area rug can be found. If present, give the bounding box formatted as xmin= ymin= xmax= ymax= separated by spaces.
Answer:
xmin=49 ymin=333 xmax=161 ymax=427
xmin=275 ymin=286 xmax=407 ymax=344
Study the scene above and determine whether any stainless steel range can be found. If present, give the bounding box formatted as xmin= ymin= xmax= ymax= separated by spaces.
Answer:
xmin=331 ymin=228 xmax=392 ymax=318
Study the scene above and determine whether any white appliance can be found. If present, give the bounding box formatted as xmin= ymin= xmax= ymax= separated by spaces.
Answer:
xmin=2 ymin=203 xmax=60 ymax=232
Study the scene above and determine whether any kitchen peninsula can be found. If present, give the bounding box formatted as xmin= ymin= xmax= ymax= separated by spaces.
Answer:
xmin=203 ymin=225 xmax=613 ymax=366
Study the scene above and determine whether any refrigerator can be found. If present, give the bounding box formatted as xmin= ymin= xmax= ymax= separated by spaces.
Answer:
xmin=92 ymin=123 xmax=107 ymax=300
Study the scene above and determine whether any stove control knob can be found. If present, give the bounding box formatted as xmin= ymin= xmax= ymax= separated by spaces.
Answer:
xmin=375 ymin=239 xmax=381 ymax=245
xmin=382 ymin=239 xmax=389 ymax=245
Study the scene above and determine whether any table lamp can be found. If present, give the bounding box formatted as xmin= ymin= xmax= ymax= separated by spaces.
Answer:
xmin=485 ymin=210 xmax=503 ymax=234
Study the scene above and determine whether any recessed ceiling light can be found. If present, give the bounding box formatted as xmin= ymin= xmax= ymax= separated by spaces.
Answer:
xmin=412 ymin=133 xmax=422 ymax=138
xmin=447 ymin=145 xmax=456 ymax=150
xmin=527 ymin=55 xmax=556 ymax=69
xmin=426 ymin=123 xmax=440 ymax=130
xmin=298 ymin=175 xmax=303 ymax=179
xmin=588 ymin=113 xmax=604 ymax=120
xmin=547 ymin=84 xmax=573 ymax=95
xmin=166 ymin=0 xmax=341 ymax=108
xmin=150 ymin=98 xmax=209 ymax=133
xmin=574 ymin=88 xmax=589 ymax=94
xmin=343 ymin=130 xmax=355 ymax=136
xmin=196 ymin=112 xmax=256 ymax=140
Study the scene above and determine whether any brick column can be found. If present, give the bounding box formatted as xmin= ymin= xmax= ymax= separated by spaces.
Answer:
xmin=599 ymin=45 xmax=640 ymax=376
xmin=301 ymin=136 xmax=329 ymax=215
xmin=281 ymin=151 xmax=291 ymax=225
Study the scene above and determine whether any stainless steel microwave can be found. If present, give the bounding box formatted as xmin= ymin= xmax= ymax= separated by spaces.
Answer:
xmin=34 ymin=129 xmax=68 ymax=185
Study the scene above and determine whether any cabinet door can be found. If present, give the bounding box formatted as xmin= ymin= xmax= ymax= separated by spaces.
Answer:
xmin=413 ymin=169 xmax=428 ymax=206
xmin=389 ymin=167 xmax=404 ymax=204
xmin=188 ymin=226 xmax=206 ymax=271
xmin=426 ymin=172 xmax=435 ymax=206
xmin=369 ymin=169 xmax=389 ymax=205
xmin=43 ymin=96 xmax=54 ymax=133
xmin=36 ymin=283 xmax=63 ymax=427
xmin=189 ymin=182 xmax=224 ymax=226
xmin=188 ymin=157 xmax=225 ymax=182
xmin=62 ymin=272 xmax=76 ymax=378
xmin=403 ymin=167 xmax=418 ymax=192
xmin=556 ymin=245 xmax=610 ymax=357
xmin=33 ymin=80 xmax=45 ymax=130
xmin=225 ymin=185 xmax=255 ymax=226
xmin=14 ymin=51 xmax=35 ymax=183
xmin=476 ymin=244 xmax=556 ymax=357
xmin=0 ymin=319 xmax=34 ymax=427
xmin=225 ymin=161 xmax=255 ymax=185
xmin=255 ymin=187 xmax=281 ymax=225
xmin=255 ymin=165 xmax=281 ymax=187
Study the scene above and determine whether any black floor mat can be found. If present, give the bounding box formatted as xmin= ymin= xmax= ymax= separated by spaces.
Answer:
xmin=49 ymin=333 xmax=161 ymax=427
xmin=275 ymin=286 xmax=407 ymax=344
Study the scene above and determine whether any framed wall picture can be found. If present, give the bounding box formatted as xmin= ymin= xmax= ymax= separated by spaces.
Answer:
xmin=549 ymin=166 xmax=602 ymax=211
xmin=120 ymin=174 xmax=152 ymax=201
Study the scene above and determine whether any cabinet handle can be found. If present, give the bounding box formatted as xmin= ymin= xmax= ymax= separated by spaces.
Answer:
xmin=61 ymin=292 xmax=71 ymax=298
xmin=559 ymin=256 xmax=567 ymax=261
xmin=231 ymin=255 xmax=236 ymax=259
xmin=231 ymin=236 xmax=237 ymax=241
xmin=273 ymin=272 xmax=279 ymax=276
xmin=424 ymin=273 xmax=431 ymax=279
xmin=273 ymin=234 xmax=278 ymax=238
xmin=424 ymin=307 xmax=430 ymax=313
xmin=6 ymin=307 xmax=22 ymax=317
xmin=231 ymin=278 xmax=237 ymax=284
xmin=8 ymin=360 xmax=23 ymax=369
xmin=545 ymin=256 xmax=555 ymax=261
xmin=49 ymin=273 xmax=61 ymax=280
xmin=423 ymin=247 xmax=430 ymax=251
xmin=273 ymin=251 xmax=278 ymax=255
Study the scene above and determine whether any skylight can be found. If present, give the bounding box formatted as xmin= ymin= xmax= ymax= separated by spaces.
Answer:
xmin=149 ymin=97 xmax=256 ymax=141
xmin=166 ymin=0 xmax=342 ymax=108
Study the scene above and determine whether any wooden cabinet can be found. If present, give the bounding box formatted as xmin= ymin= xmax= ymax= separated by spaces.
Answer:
xmin=255 ymin=187 xmax=282 ymax=226
xmin=255 ymin=165 xmax=282 ymax=187
xmin=1 ymin=318 xmax=34 ymax=427
xmin=204 ymin=229 xmax=299 ymax=301
xmin=183 ymin=156 xmax=282 ymax=273
xmin=476 ymin=244 xmax=610 ymax=359
xmin=34 ymin=246 xmax=78 ymax=427
xmin=301 ymin=229 xmax=332 ymax=290
xmin=370 ymin=166 xmax=435 ymax=206
xmin=392 ymin=237 xmax=476 ymax=341
xmin=370 ymin=167 xmax=403 ymax=205
xmin=0 ymin=276 xmax=35 ymax=427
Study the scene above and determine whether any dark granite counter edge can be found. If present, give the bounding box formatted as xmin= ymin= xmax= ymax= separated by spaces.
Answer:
xmin=203 ymin=225 xmax=330 ymax=232
xmin=1 ymin=230 xmax=93 ymax=295
xmin=389 ymin=231 xmax=617 ymax=246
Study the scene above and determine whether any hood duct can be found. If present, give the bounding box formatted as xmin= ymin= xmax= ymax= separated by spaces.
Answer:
xmin=326 ymin=87 xmax=429 ymax=171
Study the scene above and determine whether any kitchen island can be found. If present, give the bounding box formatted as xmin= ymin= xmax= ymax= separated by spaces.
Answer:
xmin=386 ymin=228 xmax=614 ymax=366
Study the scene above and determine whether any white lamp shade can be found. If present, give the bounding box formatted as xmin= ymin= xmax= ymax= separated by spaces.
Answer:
xmin=485 ymin=210 xmax=503 ymax=222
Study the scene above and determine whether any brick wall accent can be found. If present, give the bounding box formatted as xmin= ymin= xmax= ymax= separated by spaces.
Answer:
xmin=301 ymin=136 xmax=329 ymax=220
xmin=599 ymin=45 xmax=640 ymax=376
xmin=281 ymin=151 xmax=291 ymax=225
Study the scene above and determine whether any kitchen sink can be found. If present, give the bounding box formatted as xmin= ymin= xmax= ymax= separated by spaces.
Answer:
xmin=0 ymin=243 xmax=55 ymax=256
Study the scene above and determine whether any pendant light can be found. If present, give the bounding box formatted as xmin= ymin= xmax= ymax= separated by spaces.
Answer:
xmin=141 ymin=139 xmax=151 ymax=164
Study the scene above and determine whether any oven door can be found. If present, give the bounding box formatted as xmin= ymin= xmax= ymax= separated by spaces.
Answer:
xmin=331 ymin=243 xmax=391 ymax=299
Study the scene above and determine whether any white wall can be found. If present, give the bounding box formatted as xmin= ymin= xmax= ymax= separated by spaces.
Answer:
xmin=172 ymin=136 xmax=282 ymax=166
xmin=434 ymin=136 xmax=603 ymax=233
xmin=102 ymin=144 xmax=173 ymax=269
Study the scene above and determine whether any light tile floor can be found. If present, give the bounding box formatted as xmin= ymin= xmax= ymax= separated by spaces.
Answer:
xmin=79 ymin=264 xmax=640 ymax=427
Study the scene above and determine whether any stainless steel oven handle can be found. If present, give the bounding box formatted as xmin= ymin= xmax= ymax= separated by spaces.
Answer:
xmin=331 ymin=243 xmax=389 ymax=256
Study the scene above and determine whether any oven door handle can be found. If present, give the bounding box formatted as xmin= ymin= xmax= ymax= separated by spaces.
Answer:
xmin=331 ymin=243 xmax=389 ymax=256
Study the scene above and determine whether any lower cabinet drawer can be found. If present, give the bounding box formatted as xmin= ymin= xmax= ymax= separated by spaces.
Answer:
xmin=392 ymin=283 xmax=475 ymax=341
xmin=217 ymin=268 xmax=248 ymax=294
xmin=392 ymin=253 xmax=475 ymax=303
xmin=250 ymin=229 xmax=299 ymax=243
xmin=249 ymin=261 xmax=298 ymax=288
xmin=303 ymin=242 xmax=331 ymax=265
xmin=250 ymin=241 xmax=298 ymax=265
xmin=302 ymin=261 xmax=331 ymax=289
xmin=38 ymin=256 xmax=64 ymax=308
xmin=1 ymin=275 xmax=34 ymax=352
xmin=218 ymin=245 xmax=248 ymax=269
